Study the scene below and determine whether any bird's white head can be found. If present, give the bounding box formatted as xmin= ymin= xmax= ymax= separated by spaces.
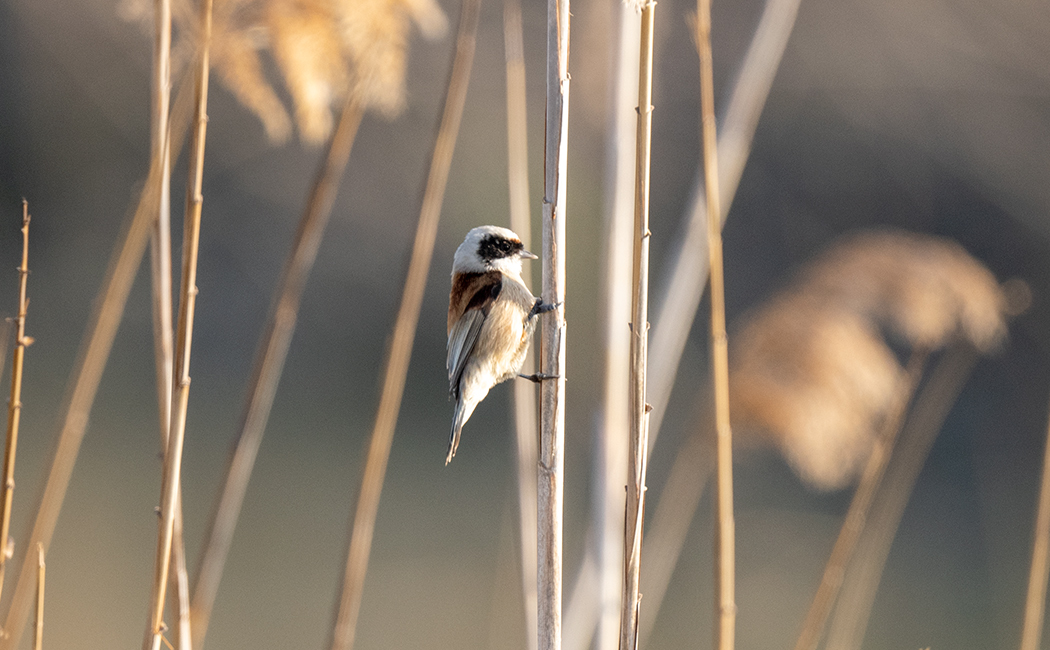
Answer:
xmin=452 ymin=225 xmax=537 ymax=277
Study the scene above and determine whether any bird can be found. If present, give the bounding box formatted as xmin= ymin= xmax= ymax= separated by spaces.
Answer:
xmin=445 ymin=225 xmax=555 ymax=464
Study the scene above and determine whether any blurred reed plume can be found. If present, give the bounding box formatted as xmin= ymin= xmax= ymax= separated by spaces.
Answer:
xmin=121 ymin=0 xmax=447 ymax=142
xmin=731 ymin=229 xmax=1009 ymax=490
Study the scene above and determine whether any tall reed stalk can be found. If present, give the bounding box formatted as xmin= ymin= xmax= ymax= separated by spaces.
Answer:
xmin=793 ymin=351 xmax=927 ymax=650
xmin=0 ymin=201 xmax=32 ymax=607
xmin=32 ymin=544 xmax=42 ymax=650
xmin=539 ymin=0 xmax=570 ymax=643
xmin=148 ymin=2 xmax=192 ymax=647
xmin=145 ymin=1 xmax=214 ymax=646
xmin=190 ymin=92 xmax=365 ymax=650
xmin=0 ymin=56 xmax=196 ymax=650
xmin=503 ymin=0 xmax=539 ymax=646
xmin=1020 ymin=391 xmax=1050 ymax=650
xmin=619 ymin=1 xmax=655 ymax=648
xmin=696 ymin=0 xmax=735 ymax=647
xmin=327 ymin=1 xmax=480 ymax=647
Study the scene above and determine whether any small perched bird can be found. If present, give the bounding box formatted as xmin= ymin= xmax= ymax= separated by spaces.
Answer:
xmin=446 ymin=225 xmax=554 ymax=464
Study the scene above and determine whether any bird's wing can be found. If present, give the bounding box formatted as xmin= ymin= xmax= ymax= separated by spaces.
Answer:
xmin=447 ymin=274 xmax=503 ymax=399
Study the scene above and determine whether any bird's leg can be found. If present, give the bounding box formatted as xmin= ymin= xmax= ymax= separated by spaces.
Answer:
xmin=527 ymin=298 xmax=561 ymax=320
xmin=518 ymin=372 xmax=561 ymax=383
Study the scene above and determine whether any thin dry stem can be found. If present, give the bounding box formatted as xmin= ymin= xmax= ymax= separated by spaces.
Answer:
xmin=327 ymin=0 xmax=480 ymax=647
xmin=0 ymin=202 xmax=32 ymax=607
xmin=146 ymin=1 xmax=214 ymax=646
xmin=503 ymin=0 xmax=538 ymax=646
xmin=148 ymin=3 xmax=192 ymax=648
xmin=792 ymin=351 xmax=927 ymax=650
xmin=823 ymin=344 xmax=978 ymax=650
xmin=539 ymin=0 xmax=570 ymax=643
xmin=32 ymin=545 xmax=42 ymax=650
xmin=190 ymin=95 xmax=364 ymax=650
xmin=1020 ymin=391 xmax=1050 ymax=650
xmin=697 ymin=0 xmax=735 ymax=647
xmin=0 ymin=59 xmax=196 ymax=650
xmin=619 ymin=1 xmax=655 ymax=648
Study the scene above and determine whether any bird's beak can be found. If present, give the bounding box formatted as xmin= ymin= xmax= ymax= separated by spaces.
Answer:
xmin=520 ymin=249 xmax=538 ymax=260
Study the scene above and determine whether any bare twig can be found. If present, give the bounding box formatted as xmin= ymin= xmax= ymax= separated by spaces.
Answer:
xmin=146 ymin=0 xmax=214 ymax=646
xmin=824 ymin=344 xmax=978 ymax=650
xmin=696 ymin=0 xmax=735 ymax=647
xmin=539 ymin=0 xmax=570 ymax=643
xmin=147 ymin=2 xmax=192 ymax=648
xmin=619 ymin=1 xmax=655 ymax=647
xmin=0 ymin=52 xmax=196 ymax=650
xmin=190 ymin=94 xmax=365 ymax=650
xmin=503 ymin=0 xmax=538 ymax=647
xmin=32 ymin=544 xmax=42 ymax=650
xmin=0 ymin=201 xmax=32 ymax=607
xmin=327 ymin=1 xmax=481 ymax=647
xmin=793 ymin=351 xmax=927 ymax=650
xmin=1020 ymin=391 xmax=1050 ymax=650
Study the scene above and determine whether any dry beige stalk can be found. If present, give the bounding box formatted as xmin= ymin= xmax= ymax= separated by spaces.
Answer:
xmin=0 ymin=202 xmax=32 ymax=608
xmin=32 ymin=544 xmax=43 ymax=650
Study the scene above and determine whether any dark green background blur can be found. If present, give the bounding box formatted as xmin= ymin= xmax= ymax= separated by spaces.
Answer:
xmin=1 ymin=0 xmax=1050 ymax=648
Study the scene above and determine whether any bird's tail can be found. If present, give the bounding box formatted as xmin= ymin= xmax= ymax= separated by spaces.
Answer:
xmin=445 ymin=399 xmax=474 ymax=465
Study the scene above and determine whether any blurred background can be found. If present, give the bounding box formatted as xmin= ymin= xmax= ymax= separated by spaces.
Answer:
xmin=0 ymin=0 xmax=1049 ymax=648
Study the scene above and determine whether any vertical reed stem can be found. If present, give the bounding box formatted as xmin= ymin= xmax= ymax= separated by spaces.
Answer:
xmin=1020 ymin=391 xmax=1050 ymax=650
xmin=540 ymin=0 xmax=570 ymax=644
xmin=0 ymin=202 xmax=31 ymax=608
xmin=327 ymin=1 xmax=480 ymax=647
xmin=696 ymin=0 xmax=735 ymax=647
xmin=32 ymin=545 xmax=42 ymax=650
xmin=619 ymin=2 xmax=654 ymax=649
xmin=146 ymin=1 xmax=214 ymax=646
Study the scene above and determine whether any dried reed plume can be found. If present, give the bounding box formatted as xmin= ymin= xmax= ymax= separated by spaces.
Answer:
xmin=732 ymin=229 xmax=1009 ymax=490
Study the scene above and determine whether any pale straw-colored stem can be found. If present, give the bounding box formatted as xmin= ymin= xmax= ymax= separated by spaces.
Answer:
xmin=32 ymin=544 xmax=42 ymax=650
xmin=619 ymin=2 xmax=655 ymax=649
xmin=697 ymin=0 xmax=735 ymax=647
xmin=0 ymin=202 xmax=32 ymax=608
xmin=539 ymin=0 xmax=570 ymax=643
xmin=503 ymin=1 xmax=539 ymax=647
xmin=824 ymin=344 xmax=977 ymax=650
xmin=0 ymin=63 xmax=195 ymax=650
xmin=148 ymin=3 xmax=192 ymax=648
xmin=146 ymin=1 xmax=214 ymax=647
xmin=190 ymin=94 xmax=364 ymax=650
xmin=793 ymin=351 xmax=927 ymax=650
xmin=327 ymin=2 xmax=480 ymax=648
xmin=1020 ymin=391 xmax=1050 ymax=650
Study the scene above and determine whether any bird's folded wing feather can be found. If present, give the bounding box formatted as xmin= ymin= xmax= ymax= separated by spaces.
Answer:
xmin=447 ymin=273 xmax=503 ymax=399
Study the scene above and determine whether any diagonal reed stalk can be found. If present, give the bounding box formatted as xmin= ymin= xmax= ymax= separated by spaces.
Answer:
xmin=145 ymin=0 xmax=214 ymax=646
xmin=189 ymin=89 xmax=365 ymax=650
xmin=32 ymin=544 xmax=42 ymax=650
xmin=0 ymin=201 xmax=32 ymax=608
xmin=0 ymin=54 xmax=197 ymax=650
xmin=696 ymin=0 xmax=735 ymax=647
xmin=539 ymin=0 xmax=570 ymax=642
xmin=793 ymin=351 xmax=927 ymax=650
xmin=502 ymin=0 xmax=539 ymax=647
xmin=619 ymin=0 xmax=655 ymax=648
xmin=148 ymin=2 xmax=193 ymax=648
xmin=824 ymin=343 xmax=977 ymax=650
xmin=327 ymin=1 xmax=480 ymax=647
xmin=1020 ymin=390 xmax=1050 ymax=650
